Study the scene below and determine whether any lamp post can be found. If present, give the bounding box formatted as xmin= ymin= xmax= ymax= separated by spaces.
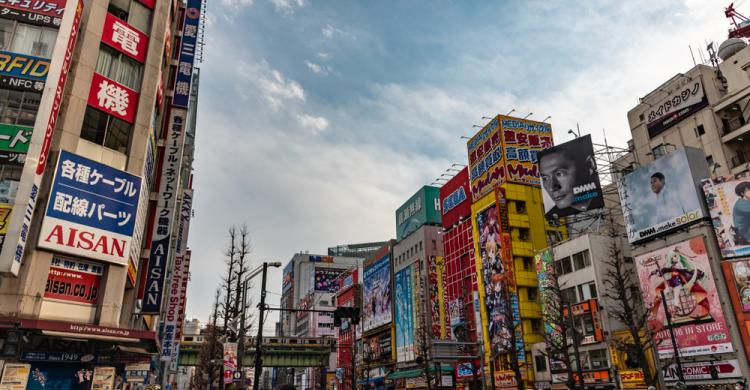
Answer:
xmin=237 ymin=261 xmax=280 ymax=390
xmin=659 ymin=289 xmax=685 ymax=383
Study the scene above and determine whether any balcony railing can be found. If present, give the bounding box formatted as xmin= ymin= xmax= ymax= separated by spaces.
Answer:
xmin=730 ymin=150 xmax=750 ymax=169
xmin=723 ymin=116 xmax=746 ymax=136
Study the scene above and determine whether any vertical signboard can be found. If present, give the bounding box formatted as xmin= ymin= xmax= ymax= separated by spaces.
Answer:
xmin=160 ymin=253 xmax=184 ymax=362
xmin=635 ymin=237 xmax=732 ymax=358
xmin=0 ymin=0 xmax=83 ymax=275
xmin=536 ymin=249 xmax=565 ymax=374
xmin=172 ymin=0 xmax=202 ymax=108
xmin=223 ymin=343 xmax=237 ymax=384
xmin=141 ymin=109 xmax=186 ymax=313
xmin=395 ymin=265 xmax=415 ymax=362
xmin=38 ymin=151 xmax=142 ymax=265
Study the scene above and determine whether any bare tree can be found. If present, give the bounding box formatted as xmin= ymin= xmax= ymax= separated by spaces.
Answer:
xmin=194 ymin=288 xmax=223 ymax=390
xmin=221 ymin=227 xmax=239 ymax=334
xmin=232 ymin=225 xmax=252 ymax=321
xmin=600 ymin=220 xmax=658 ymax=387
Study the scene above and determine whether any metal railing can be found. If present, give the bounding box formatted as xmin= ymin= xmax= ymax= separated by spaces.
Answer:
xmin=730 ymin=150 xmax=750 ymax=168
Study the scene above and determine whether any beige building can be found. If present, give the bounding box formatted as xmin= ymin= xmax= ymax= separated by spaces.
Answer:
xmin=0 ymin=0 xmax=200 ymax=384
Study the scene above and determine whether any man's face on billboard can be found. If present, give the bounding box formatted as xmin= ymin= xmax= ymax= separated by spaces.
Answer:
xmin=650 ymin=176 xmax=664 ymax=194
xmin=540 ymin=152 xmax=576 ymax=209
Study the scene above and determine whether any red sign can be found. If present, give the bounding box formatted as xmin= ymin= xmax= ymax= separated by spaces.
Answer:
xmin=135 ymin=0 xmax=154 ymax=9
xmin=6 ymin=318 xmax=156 ymax=340
xmin=45 ymin=257 xmax=102 ymax=304
xmin=101 ymin=13 xmax=148 ymax=63
xmin=0 ymin=0 xmax=66 ymax=18
xmin=439 ymin=167 xmax=470 ymax=228
xmin=87 ymin=72 xmax=139 ymax=123
xmin=36 ymin=0 xmax=82 ymax=175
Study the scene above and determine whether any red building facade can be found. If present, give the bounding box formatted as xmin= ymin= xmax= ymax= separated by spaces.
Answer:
xmin=335 ymin=268 xmax=361 ymax=390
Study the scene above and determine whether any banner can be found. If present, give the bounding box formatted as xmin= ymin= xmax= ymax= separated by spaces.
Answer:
xmin=172 ymin=0 xmax=202 ymax=108
xmin=142 ymin=109 xmax=186 ymax=313
xmin=223 ymin=342 xmax=237 ymax=384
xmin=87 ymin=72 xmax=139 ymax=123
xmin=38 ymin=150 xmax=142 ymax=265
xmin=0 ymin=0 xmax=84 ymax=275
xmin=363 ymin=254 xmax=392 ymax=331
xmin=100 ymin=12 xmax=148 ymax=63
xmin=702 ymin=171 xmax=750 ymax=258
xmin=538 ymin=134 xmax=603 ymax=219
xmin=0 ymin=0 xmax=65 ymax=19
xmin=394 ymin=265 xmax=415 ymax=362
xmin=635 ymin=236 xmax=733 ymax=358
xmin=618 ymin=148 xmax=708 ymax=243
xmin=160 ymin=253 xmax=185 ymax=362
xmin=732 ymin=260 xmax=750 ymax=312
xmin=44 ymin=256 xmax=102 ymax=304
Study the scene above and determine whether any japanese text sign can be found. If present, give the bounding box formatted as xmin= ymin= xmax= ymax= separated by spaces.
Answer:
xmin=0 ymin=0 xmax=65 ymax=18
xmin=172 ymin=0 xmax=202 ymax=108
xmin=0 ymin=51 xmax=50 ymax=81
xmin=87 ymin=72 xmax=138 ymax=123
xmin=0 ymin=124 xmax=33 ymax=153
xmin=467 ymin=115 xmax=552 ymax=200
xmin=142 ymin=108 xmax=186 ymax=313
xmin=0 ymin=0 xmax=83 ymax=276
xmin=101 ymin=12 xmax=148 ymax=63
xmin=38 ymin=150 xmax=142 ymax=265
xmin=44 ymin=256 xmax=102 ymax=305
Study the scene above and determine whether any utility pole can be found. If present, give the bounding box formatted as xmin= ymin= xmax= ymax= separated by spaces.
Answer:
xmin=237 ymin=279 xmax=248 ymax=389
xmin=660 ymin=289 xmax=685 ymax=383
xmin=253 ymin=262 xmax=269 ymax=390
xmin=566 ymin=302 xmax=585 ymax=390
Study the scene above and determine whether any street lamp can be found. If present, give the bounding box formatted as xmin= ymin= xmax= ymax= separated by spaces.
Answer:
xmin=237 ymin=261 xmax=281 ymax=390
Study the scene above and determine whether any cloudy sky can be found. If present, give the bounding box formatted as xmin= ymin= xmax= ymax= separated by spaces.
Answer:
xmin=185 ymin=0 xmax=731 ymax=330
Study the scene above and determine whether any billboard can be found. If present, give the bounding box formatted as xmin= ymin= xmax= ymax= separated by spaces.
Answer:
xmin=467 ymin=115 xmax=553 ymax=200
xmin=87 ymin=72 xmax=139 ymax=123
xmin=428 ymin=255 xmax=445 ymax=338
xmin=440 ymin=167 xmax=470 ymax=228
xmin=731 ymin=260 xmax=750 ymax=312
xmin=38 ymin=150 xmax=142 ymax=265
xmin=702 ymin=171 xmax=750 ymax=258
xmin=0 ymin=125 xmax=34 ymax=154
xmin=101 ymin=12 xmax=148 ymax=63
xmin=394 ymin=265 xmax=415 ymax=362
xmin=44 ymin=256 xmax=102 ymax=305
xmin=396 ymin=186 xmax=441 ymax=241
xmin=618 ymin=148 xmax=709 ymax=243
xmin=363 ymin=331 xmax=393 ymax=362
xmin=0 ymin=51 xmax=50 ymax=81
xmin=0 ymin=0 xmax=83 ymax=275
xmin=647 ymin=79 xmax=708 ymax=138
xmin=536 ymin=249 xmax=564 ymax=364
xmin=0 ymin=0 xmax=64 ymax=27
xmin=314 ymin=267 xmax=344 ymax=293
xmin=363 ymin=254 xmax=392 ymax=331
xmin=635 ymin=236 xmax=732 ymax=358
xmin=538 ymin=134 xmax=604 ymax=219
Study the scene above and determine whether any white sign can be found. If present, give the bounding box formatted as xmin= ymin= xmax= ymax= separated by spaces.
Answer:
xmin=663 ymin=359 xmax=741 ymax=381
xmin=647 ymin=80 xmax=705 ymax=125
xmin=0 ymin=363 xmax=30 ymax=390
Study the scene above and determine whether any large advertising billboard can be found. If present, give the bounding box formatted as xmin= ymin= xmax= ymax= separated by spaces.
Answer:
xmin=538 ymin=134 xmax=604 ymax=219
xmin=702 ymin=171 xmax=750 ymax=258
xmin=467 ymin=115 xmax=553 ymax=200
xmin=395 ymin=265 xmax=415 ymax=362
xmin=635 ymin=237 xmax=732 ymax=358
xmin=440 ymin=167 xmax=470 ymax=228
xmin=536 ymin=249 xmax=564 ymax=362
xmin=618 ymin=148 xmax=709 ymax=243
xmin=314 ymin=267 xmax=345 ymax=293
xmin=395 ymin=186 xmax=441 ymax=241
xmin=37 ymin=151 xmax=142 ymax=265
xmin=363 ymin=254 xmax=392 ymax=332
xmin=646 ymin=78 xmax=708 ymax=138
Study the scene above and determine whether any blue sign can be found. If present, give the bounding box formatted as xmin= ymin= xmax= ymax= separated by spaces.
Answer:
xmin=46 ymin=150 xmax=141 ymax=236
xmin=172 ymin=0 xmax=201 ymax=108
xmin=0 ymin=51 xmax=50 ymax=81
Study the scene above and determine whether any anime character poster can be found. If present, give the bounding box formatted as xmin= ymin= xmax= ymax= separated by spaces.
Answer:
xmin=732 ymin=260 xmax=750 ymax=312
xmin=702 ymin=171 xmax=750 ymax=258
xmin=476 ymin=204 xmax=519 ymax=357
xmin=363 ymin=254 xmax=392 ymax=332
xmin=394 ymin=265 xmax=415 ymax=362
xmin=635 ymin=237 xmax=733 ymax=358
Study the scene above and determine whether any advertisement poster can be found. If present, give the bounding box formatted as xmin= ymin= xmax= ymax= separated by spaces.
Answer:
xmin=0 ymin=363 xmax=30 ymax=390
xmin=618 ymin=148 xmax=708 ymax=243
xmin=635 ymin=237 xmax=733 ymax=358
xmin=732 ymin=260 xmax=750 ymax=311
xmin=37 ymin=150 xmax=142 ymax=265
xmin=91 ymin=367 xmax=115 ymax=390
xmin=428 ymin=256 xmax=445 ymax=338
xmin=223 ymin=342 xmax=237 ymax=384
xmin=395 ymin=265 xmax=415 ymax=362
xmin=538 ymin=134 xmax=604 ymax=219
xmin=477 ymin=205 xmax=516 ymax=353
xmin=313 ymin=267 xmax=344 ymax=293
xmin=364 ymin=331 xmax=392 ymax=361
xmin=363 ymin=254 xmax=392 ymax=332
xmin=124 ymin=363 xmax=149 ymax=383
xmin=702 ymin=171 xmax=750 ymax=258
xmin=536 ymin=249 xmax=565 ymax=373
xmin=44 ymin=256 xmax=102 ymax=305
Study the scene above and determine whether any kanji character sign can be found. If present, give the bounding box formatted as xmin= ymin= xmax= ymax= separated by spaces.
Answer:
xmin=87 ymin=72 xmax=139 ymax=123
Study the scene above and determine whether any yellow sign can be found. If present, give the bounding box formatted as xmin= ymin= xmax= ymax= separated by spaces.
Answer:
xmin=467 ymin=115 xmax=553 ymax=200
xmin=0 ymin=363 xmax=30 ymax=390
xmin=619 ymin=369 xmax=645 ymax=383
xmin=0 ymin=204 xmax=11 ymax=235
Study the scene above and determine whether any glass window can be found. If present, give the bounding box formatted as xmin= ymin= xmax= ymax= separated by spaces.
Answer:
xmin=515 ymin=201 xmax=526 ymax=214
xmin=128 ymin=1 xmax=152 ymax=33
xmin=559 ymin=257 xmax=572 ymax=275
xmin=534 ymin=355 xmax=547 ymax=372
xmin=0 ymin=19 xmax=15 ymax=50
xmin=572 ymin=250 xmax=590 ymax=270
xmin=589 ymin=349 xmax=608 ymax=369
xmin=81 ymin=106 xmax=132 ymax=153
xmin=562 ymin=287 xmax=577 ymax=304
xmin=0 ymin=89 xmax=41 ymax=125
xmin=527 ymin=287 xmax=538 ymax=301
xmin=81 ymin=107 xmax=107 ymax=144
xmin=117 ymin=56 xmax=142 ymax=90
xmin=582 ymin=314 xmax=594 ymax=335
xmin=11 ymin=24 xmax=56 ymax=58
xmin=104 ymin=116 xmax=131 ymax=153
xmin=96 ymin=46 xmax=119 ymax=79
xmin=95 ymin=46 xmax=143 ymax=91
xmin=522 ymin=257 xmax=532 ymax=271
xmin=108 ymin=0 xmax=131 ymax=19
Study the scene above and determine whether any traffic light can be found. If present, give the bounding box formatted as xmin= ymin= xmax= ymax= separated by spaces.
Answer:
xmin=333 ymin=307 xmax=360 ymax=327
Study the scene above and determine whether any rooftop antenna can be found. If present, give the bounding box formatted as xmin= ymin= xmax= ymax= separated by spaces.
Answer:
xmin=689 ymin=45 xmax=697 ymax=66
xmin=196 ymin=0 xmax=207 ymax=63
xmin=698 ymin=45 xmax=706 ymax=64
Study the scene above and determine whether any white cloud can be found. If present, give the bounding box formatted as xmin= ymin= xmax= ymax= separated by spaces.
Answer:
xmin=221 ymin=0 xmax=253 ymax=10
xmin=305 ymin=61 xmax=323 ymax=73
xmin=236 ymin=61 xmax=305 ymax=110
xmin=317 ymin=52 xmax=330 ymax=60
xmin=296 ymin=114 xmax=330 ymax=133
xmin=322 ymin=24 xmax=344 ymax=38
xmin=270 ymin=0 xmax=306 ymax=14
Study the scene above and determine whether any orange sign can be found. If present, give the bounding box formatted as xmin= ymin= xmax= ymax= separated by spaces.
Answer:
xmin=572 ymin=369 xmax=610 ymax=383
xmin=619 ymin=369 xmax=645 ymax=383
